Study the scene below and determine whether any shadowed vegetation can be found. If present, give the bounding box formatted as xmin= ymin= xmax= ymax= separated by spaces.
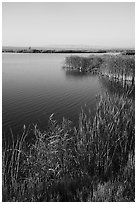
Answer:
xmin=100 ymin=76 xmax=135 ymax=98
xmin=64 ymin=55 xmax=103 ymax=72
xmin=3 ymin=93 xmax=135 ymax=202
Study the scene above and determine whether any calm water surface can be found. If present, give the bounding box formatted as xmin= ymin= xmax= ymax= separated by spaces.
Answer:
xmin=3 ymin=53 xmax=105 ymax=138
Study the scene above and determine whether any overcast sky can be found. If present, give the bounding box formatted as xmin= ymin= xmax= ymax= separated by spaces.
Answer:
xmin=2 ymin=2 xmax=135 ymax=48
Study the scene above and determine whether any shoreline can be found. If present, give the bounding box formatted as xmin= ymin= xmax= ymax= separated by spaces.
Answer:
xmin=2 ymin=52 xmax=122 ymax=56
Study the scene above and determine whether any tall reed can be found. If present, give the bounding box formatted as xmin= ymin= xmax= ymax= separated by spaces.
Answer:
xmin=100 ymin=55 xmax=135 ymax=85
xmin=2 ymin=93 xmax=135 ymax=201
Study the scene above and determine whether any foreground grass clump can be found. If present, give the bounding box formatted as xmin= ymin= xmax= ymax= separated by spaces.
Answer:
xmin=3 ymin=94 xmax=134 ymax=202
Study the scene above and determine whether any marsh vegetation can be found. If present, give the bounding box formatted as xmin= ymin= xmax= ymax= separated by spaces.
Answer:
xmin=64 ymin=54 xmax=135 ymax=84
xmin=3 ymin=54 xmax=135 ymax=202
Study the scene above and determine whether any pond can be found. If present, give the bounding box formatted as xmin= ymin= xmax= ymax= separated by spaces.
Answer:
xmin=2 ymin=53 xmax=128 ymax=140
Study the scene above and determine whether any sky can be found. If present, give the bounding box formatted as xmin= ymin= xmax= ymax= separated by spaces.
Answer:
xmin=2 ymin=2 xmax=135 ymax=49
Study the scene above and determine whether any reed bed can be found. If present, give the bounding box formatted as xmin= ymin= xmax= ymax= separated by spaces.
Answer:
xmin=64 ymin=55 xmax=103 ymax=72
xmin=101 ymin=55 xmax=135 ymax=85
xmin=63 ymin=55 xmax=135 ymax=86
xmin=2 ymin=93 xmax=135 ymax=202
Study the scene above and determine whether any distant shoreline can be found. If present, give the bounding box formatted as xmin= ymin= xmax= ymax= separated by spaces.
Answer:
xmin=2 ymin=50 xmax=108 ymax=54
xmin=2 ymin=48 xmax=135 ymax=55
xmin=2 ymin=52 xmax=122 ymax=56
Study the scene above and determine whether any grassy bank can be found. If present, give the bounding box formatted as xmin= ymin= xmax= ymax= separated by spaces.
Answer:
xmin=63 ymin=54 xmax=135 ymax=85
xmin=2 ymin=93 xmax=135 ymax=202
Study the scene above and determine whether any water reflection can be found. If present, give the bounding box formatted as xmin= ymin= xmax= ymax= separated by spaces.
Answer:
xmin=63 ymin=56 xmax=135 ymax=98
xmin=64 ymin=70 xmax=95 ymax=80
